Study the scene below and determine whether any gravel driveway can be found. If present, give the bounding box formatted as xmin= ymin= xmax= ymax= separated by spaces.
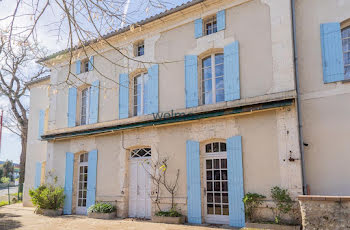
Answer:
xmin=0 ymin=204 xmax=248 ymax=230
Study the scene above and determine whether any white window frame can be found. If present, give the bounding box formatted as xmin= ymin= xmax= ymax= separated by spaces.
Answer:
xmin=76 ymin=152 xmax=89 ymax=215
xmin=204 ymin=16 xmax=217 ymax=36
xmin=201 ymin=53 xmax=224 ymax=105
xmin=133 ymin=72 xmax=148 ymax=116
xmin=202 ymin=142 xmax=229 ymax=225
xmin=134 ymin=41 xmax=145 ymax=57
xmin=80 ymin=87 xmax=90 ymax=125
xmin=81 ymin=58 xmax=90 ymax=73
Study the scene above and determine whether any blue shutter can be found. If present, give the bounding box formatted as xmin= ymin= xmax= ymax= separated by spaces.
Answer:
xmin=185 ymin=55 xmax=199 ymax=108
xmin=144 ymin=64 xmax=159 ymax=115
xmin=34 ymin=162 xmax=42 ymax=189
xmin=186 ymin=140 xmax=201 ymax=224
xmin=87 ymin=149 xmax=98 ymax=212
xmin=68 ymin=87 xmax=77 ymax=127
xmin=195 ymin=19 xmax=203 ymax=38
xmin=320 ymin=23 xmax=345 ymax=83
xmin=217 ymin=10 xmax=226 ymax=31
xmin=227 ymin=136 xmax=245 ymax=228
xmin=88 ymin=56 xmax=94 ymax=71
xmin=89 ymin=80 xmax=99 ymax=124
xmin=63 ymin=152 xmax=74 ymax=215
xmin=119 ymin=73 xmax=129 ymax=119
xmin=76 ymin=60 xmax=81 ymax=75
xmin=224 ymin=41 xmax=240 ymax=101
xmin=38 ymin=110 xmax=45 ymax=139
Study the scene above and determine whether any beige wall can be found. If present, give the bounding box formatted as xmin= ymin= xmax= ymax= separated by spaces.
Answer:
xmin=296 ymin=0 xmax=350 ymax=195
xmin=47 ymin=0 xmax=295 ymax=131
xmin=23 ymin=80 xmax=50 ymax=206
xmin=44 ymin=107 xmax=302 ymax=221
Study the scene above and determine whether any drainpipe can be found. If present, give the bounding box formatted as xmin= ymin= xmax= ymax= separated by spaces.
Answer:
xmin=291 ymin=0 xmax=307 ymax=195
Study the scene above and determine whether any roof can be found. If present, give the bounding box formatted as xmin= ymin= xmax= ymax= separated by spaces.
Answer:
xmin=39 ymin=0 xmax=205 ymax=63
xmin=26 ymin=75 xmax=50 ymax=87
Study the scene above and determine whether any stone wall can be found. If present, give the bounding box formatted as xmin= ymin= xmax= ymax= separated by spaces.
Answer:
xmin=298 ymin=195 xmax=350 ymax=230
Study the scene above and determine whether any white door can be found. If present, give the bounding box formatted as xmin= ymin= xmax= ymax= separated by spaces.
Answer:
xmin=203 ymin=142 xmax=230 ymax=224
xmin=76 ymin=153 xmax=89 ymax=215
xmin=129 ymin=148 xmax=152 ymax=219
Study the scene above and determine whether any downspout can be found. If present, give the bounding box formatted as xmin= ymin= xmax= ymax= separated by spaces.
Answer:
xmin=291 ymin=0 xmax=307 ymax=195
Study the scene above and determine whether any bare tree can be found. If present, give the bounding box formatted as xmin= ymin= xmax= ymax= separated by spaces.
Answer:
xmin=0 ymin=35 xmax=48 ymax=184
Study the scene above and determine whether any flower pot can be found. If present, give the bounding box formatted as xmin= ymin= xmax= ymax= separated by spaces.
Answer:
xmin=151 ymin=215 xmax=185 ymax=224
xmin=40 ymin=209 xmax=62 ymax=217
xmin=88 ymin=212 xmax=116 ymax=219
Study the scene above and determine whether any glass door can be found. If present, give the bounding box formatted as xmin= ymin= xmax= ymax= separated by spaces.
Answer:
xmin=204 ymin=157 xmax=229 ymax=224
xmin=76 ymin=153 xmax=88 ymax=215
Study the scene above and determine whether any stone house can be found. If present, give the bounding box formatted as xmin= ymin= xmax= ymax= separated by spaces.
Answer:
xmin=23 ymin=0 xmax=307 ymax=227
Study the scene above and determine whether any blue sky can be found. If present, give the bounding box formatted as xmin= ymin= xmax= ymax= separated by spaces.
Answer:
xmin=0 ymin=0 xmax=190 ymax=164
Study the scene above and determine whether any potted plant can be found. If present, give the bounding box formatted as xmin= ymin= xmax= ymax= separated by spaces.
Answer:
xmin=29 ymin=184 xmax=65 ymax=216
xmin=87 ymin=202 xmax=116 ymax=219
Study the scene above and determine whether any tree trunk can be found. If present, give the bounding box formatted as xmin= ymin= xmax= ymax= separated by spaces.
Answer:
xmin=19 ymin=127 xmax=27 ymax=184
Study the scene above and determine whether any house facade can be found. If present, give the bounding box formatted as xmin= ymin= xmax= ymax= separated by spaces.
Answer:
xmin=23 ymin=0 xmax=307 ymax=227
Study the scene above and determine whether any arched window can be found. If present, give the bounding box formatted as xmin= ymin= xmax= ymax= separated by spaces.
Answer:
xmin=130 ymin=148 xmax=151 ymax=158
xmin=202 ymin=54 xmax=224 ymax=105
xmin=205 ymin=142 xmax=226 ymax=153
xmin=342 ymin=26 xmax=350 ymax=79
xmin=133 ymin=72 xmax=149 ymax=116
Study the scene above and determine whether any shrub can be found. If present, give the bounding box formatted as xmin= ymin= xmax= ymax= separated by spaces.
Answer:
xmin=87 ymin=202 xmax=116 ymax=213
xmin=243 ymin=192 xmax=266 ymax=222
xmin=0 ymin=201 xmax=8 ymax=207
xmin=270 ymin=186 xmax=293 ymax=224
xmin=29 ymin=184 xmax=65 ymax=210
xmin=155 ymin=208 xmax=182 ymax=217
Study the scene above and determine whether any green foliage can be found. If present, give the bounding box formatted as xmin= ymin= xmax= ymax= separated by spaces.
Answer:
xmin=87 ymin=202 xmax=116 ymax=213
xmin=270 ymin=186 xmax=293 ymax=224
xmin=243 ymin=192 xmax=266 ymax=222
xmin=2 ymin=161 xmax=14 ymax=181
xmin=29 ymin=184 xmax=65 ymax=210
xmin=155 ymin=208 xmax=182 ymax=217
xmin=0 ymin=201 xmax=8 ymax=207
xmin=1 ymin=177 xmax=10 ymax=184
xmin=0 ymin=167 xmax=3 ymax=179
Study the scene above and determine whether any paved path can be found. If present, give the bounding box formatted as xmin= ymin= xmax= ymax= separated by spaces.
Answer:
xmin=0 ymin=204 xmax=249 ymax=230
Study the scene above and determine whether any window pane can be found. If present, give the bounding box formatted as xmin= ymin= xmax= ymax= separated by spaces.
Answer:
xmin=221 ymin=159 xmax=227 ymax=168
xmin=203 ymin=92 xmax=212 ymax=104
xmin=213 ymin=143 xmax=219 ymax=152
xmin=215 ymin=193 xmax=221 ymax=203
xmin=203 ymin=79 xmax=212 ymax=92
xmin=215 ymin=77 xmax=224 ymax=89
xmin=215 ymin=64 xmax=224 ymax=78
xmin=214 ymin=170 xmax=220 ymax=180
xmin=215 ymin=54 xmax=224 ymax=65
xmin=206 ymin=159 xmax=212 ymax=169
xmin=220 ymin=143 xmax=226 ymax=152
xmin=207 ymin=171 xmax=213 ymax=180
xmin=207 ymin=193 xmax=213 ymax=203
xmin=221 ymin=170 xmax=227 ymax=180
xmin=213 ymin=21 xmax=217 ymax=33
xmin=206 ymin=144 xmax=212 ymax=153
xmin=222 ymin=182 xmax=228 ymax=191
xmin=216 ymin=89 xmax=225 ymax=102
xmin=203 ymin=67 xmax=212 ymax=80
xmin=203 ymin=57 xmax=211 ymax=68
xmin=345 ymin=66 xmax=350 ymax=80
xmin=214 ymin=182 xmax=220 ymax=191
xmin=215 ymin=205 xmax=221 ymax=215
xmin=223 ymin=205 xmax=229 ymax=215
xmin=214 ymin=159 xmax=220 ymax=168
xmin=222 ymin=193 xmax=228 ymax=203
xmin=207 ymin=182 xmax=213 ymax=191
xmin=207 ymin=204 xmax=214 ymax=214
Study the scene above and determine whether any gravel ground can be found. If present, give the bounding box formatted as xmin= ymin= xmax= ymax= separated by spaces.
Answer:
xmin=0 ymin=204 xmax=249 ymax=230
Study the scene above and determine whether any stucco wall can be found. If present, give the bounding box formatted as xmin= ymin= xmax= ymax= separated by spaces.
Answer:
xmin=295 ymin=0 xmax=350 ymax=195
xmin=23 ymin=81 xmax=50 ymax=206
xmin=47 ymin=0 xmax=295 ymax=131
xmin=44 ymin=107 xmax=302 ymax=221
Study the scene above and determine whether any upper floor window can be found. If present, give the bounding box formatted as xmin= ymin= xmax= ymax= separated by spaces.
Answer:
xmin=202 ymin=53 xmax=225 ymax=105
xmin=204 ymin=16 xmax=217 ymax=35
xmin=130 ymin=148 xmax=151 ymax=158
xmin=81 ymin=58 xmax=90 ymax=73
xmin=342 ymin=26 xmax=350 ymax=79
xmin=80 ymin=87 xmax=90 ymax=125
xmin=134 ymin=41 xmax=145 ymax=57
xmin=205 ymin=142 xmax=226 ymax=153
xmin=133 ymin=72 xmax=149 ymax=116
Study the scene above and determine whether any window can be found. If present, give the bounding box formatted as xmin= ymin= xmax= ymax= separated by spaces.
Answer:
xmin=80 ymin=87 xmax=90 ymax=125
xmin=130 ymin=148 xmax=151 ymax=158
xmin=342 ymin=26 xmax=350 ymax=79
xmin=205 ymin=142 xmax=226 ymax=153
xmin=134 ymin=41 xmax=145 ymax=57
xmin=81 ymin=59 xmax=90 ymax=73
xmin=204 ymin=16 xmax=217 ymax=35
xmin=133 ymin=72 xmax=150 ymax=116
xmin=202 ymin=54 xmax=225 ymax=105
